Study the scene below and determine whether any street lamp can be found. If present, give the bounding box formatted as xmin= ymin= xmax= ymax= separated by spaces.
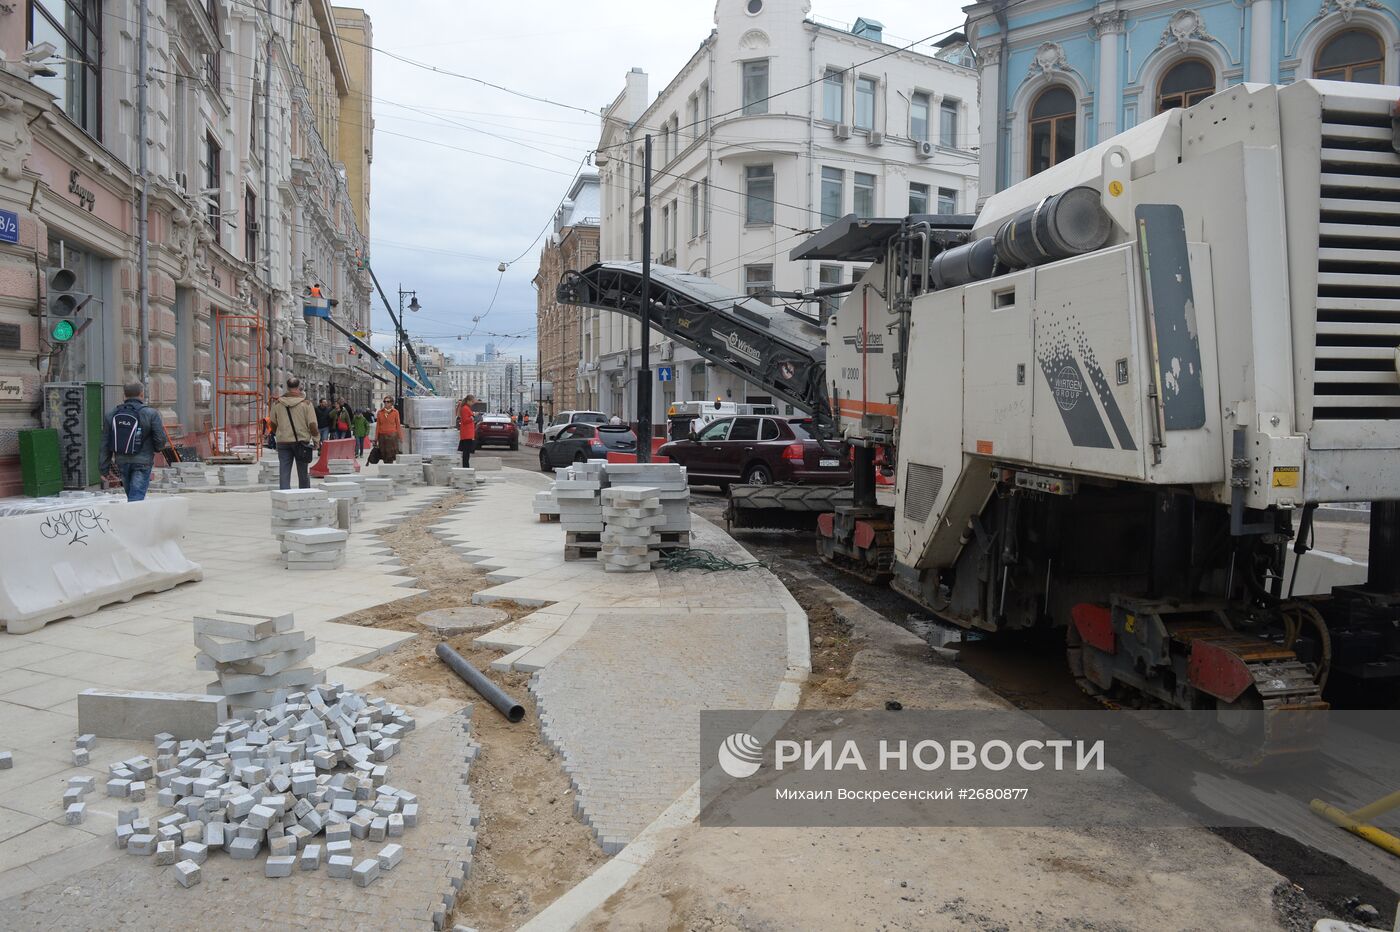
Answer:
xmin=396 ymin=286 xmax=419 ymax=402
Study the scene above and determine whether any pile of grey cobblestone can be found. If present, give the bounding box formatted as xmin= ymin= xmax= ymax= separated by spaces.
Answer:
xmin=90 ymin=680 xmax=419 ymax=890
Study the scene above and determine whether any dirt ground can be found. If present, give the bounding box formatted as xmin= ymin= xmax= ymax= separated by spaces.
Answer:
xmin=335 ymin=491 xmax=605 ymax=930
xmin=576 ymin=559 xmax=1349 ymax=932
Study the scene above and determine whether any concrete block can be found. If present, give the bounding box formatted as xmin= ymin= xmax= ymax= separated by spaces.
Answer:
xmin=269 ymin=834 xmax=295 ymax=857
xmin=352 ymin=858 xmax=380 ymax=887
xmin=386 ymin=812 xmax=404 ymax=837
xmin=326 ymin=839 xmax=352 ymax=858
xmin=64 ymin=802 xmax=85 ymax=824
xmin=127 ymin=834 xmax=156 ymax=856
xmin=178 ymin=842 xmax=207 ymax=865
xmin=114 ymin=824 xmax=134 ymax=849
xmin=299 ymin=844 xmax=321 ymax=871
xmin=325 ymin=822 xmax=351 ymax=843
xmin=245 ymin=804 xmax=276 ymax=829
xmin=194 ymin=630 xmax=307 ymax=664
xmin=155 ymin=839 xmax=176 ymax=865
xmin=368 ymin=816 xmax=387 ymax=842
xmin=227 ymin=836 xmax=261 ymax=860
xmin=204 ymin=822 xmax=225 ymax=850
xmin=265 ymin=855 xmax=295 ymax=878
xmin=402 ymin=803 xmax=418 ymax=827
xmin=128 ymin=781 xmax=147 ymax=802
xmin=174 ymin=859 xmax=201 ymax=887
xmin=106 ymin=779 xmax=131 ymax=798
xmin=0 ymin=751 xmax=11 ymax=769
xmin=75 ymin=734 xmax=96 ymax=749
xmin=327 ymin=854 xmax=354 ymax=879
xmin=377 ymin=843 xmax=403 ymax=871
xmin=77 ymin=690 xmax=229 ymax=741
xmin=192 ymin=611 xmax=294 ymax=641
xmin=71 ymin=748 xmax=89 ymax=766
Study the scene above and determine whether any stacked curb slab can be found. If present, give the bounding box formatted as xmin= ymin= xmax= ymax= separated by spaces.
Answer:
xmin=281 ymin=527 xmax=349 ymax=571
xmin=362 ymin=477 xmax=395 ymax=502
xmin=270 ymin=489 xmax=335 ymax=540
xmin=604 ymin=462 xmax=692 ymax=536
xmin=219 ymin=465 xmax=259 ymax=488
xmin=174 ymin=462 xmax=209 ymax=488
xmin=449 ymin=468 xmax=480 ymax=491
xmin=195 ymin=611 xmax=321 ymax=711
xmin=599 ymin=487 xmax=662 ymax=572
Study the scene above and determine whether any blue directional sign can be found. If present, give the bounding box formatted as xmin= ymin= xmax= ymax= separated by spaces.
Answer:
xmin=0 ymin=209 xmax=18 ymax=244
xmin=657 ymin=366 xmax=673 ymax=382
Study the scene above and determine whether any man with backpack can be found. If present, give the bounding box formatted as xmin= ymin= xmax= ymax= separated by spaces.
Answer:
xmin=99 ymin=382 xmax=171 ymax=502
xmin=270 ymin=377 xmax=320 ymax=490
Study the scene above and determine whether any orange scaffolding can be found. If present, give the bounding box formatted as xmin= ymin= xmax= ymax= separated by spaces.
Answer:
xmin=213 ymin=311 xmax=268 ymax=461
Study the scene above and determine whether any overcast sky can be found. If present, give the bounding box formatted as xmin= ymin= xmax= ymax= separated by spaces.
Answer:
xmin=356 ymin=0 xmax=969 ymax=364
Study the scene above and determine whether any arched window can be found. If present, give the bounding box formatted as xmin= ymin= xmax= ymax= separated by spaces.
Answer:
xmin=1028 ymin=86 xmax=1076 ymax=177
xmin=1157 ymin=59 xmax=1215 ymax=112
xmin=1315 ymin=28 xmax=1384 ymax=83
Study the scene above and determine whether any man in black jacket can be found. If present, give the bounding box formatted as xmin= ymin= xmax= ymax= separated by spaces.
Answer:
xmin=99 ymin=382 xmax=171 ymax=501
xmin=315 ymin=398 xmax=332 ymax=442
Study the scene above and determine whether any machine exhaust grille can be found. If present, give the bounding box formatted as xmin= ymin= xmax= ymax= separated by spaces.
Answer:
xmin=903 ymin=463 xmax=943 ymax=522
xmin=1313 ymin=105 xmax=1400 ymax=420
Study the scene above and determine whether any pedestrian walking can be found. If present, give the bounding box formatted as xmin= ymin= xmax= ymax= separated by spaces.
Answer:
xmin=315 ymin=398 xmax=332 ymax=442
xmin=270 ymin=378 xmax=319 ymax=490
xmin=351 ymin=408 xmax=369 ymax=457
xmin=375 ymin=396 xmax=402 ymax=463
xmin=99 ymin=382 xmax=171 ymax=502
xmin=458 ymin=394 xmax=477 ymax=468
xmin=333 ymin=401 xmax=352 ymax=440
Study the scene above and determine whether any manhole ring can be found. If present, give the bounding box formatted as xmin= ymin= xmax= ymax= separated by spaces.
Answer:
xmin=415 ymin=606 xmax=507 ymax=635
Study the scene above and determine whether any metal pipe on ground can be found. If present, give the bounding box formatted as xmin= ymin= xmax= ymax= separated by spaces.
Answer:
xmin=435 ymin=643 xmax=525 ymax=722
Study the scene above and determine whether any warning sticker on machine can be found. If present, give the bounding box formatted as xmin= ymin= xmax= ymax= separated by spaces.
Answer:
xmin=1271 ymin=466 xmax=1300 ymax=488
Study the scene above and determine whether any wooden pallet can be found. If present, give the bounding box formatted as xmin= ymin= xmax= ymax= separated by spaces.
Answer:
xmin=537 ymin=512 xmax=560 ymax=523
xmin=564 ymin=531 xmax=602 ymax=561
xmin=656 ymin=530 xmax=691 ymax=550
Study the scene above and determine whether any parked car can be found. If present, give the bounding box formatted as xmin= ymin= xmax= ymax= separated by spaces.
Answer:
xmin=476 ymin=414 xmax=519 ymax=450
xmin=657 ymin=415 xmax=850 ymax=489
xmin=543 ymin=410 xmax=608 ymax=441
xmin=539 ymin=424 xmax=637 ymax=470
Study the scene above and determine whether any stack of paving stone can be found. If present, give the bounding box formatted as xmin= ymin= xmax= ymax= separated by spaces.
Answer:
xmin=426 ymin=453 xmax=457 ymax=487
xmin=196 ymin=611 xmax=322 ymax=709
xmin=174 ymin=462 xmax=210 ymax=488
xmin=327 ymin=459 xmax=357 ymax=477
xmin=605 ymin=462 xmax=691 ymax=543
xmin=321 ymin=482 xmax=365 ymax=522
xmin=474 ymin=456 xmax=502 ymax=473
xmin=150 ymin=467 xmax=180 ymax=492
xmin=270 ymin=488 xmax=335 ymax=540
xmin=395 ymin=453 xmax=424 ymax=466
xmin=259 ymin=459 xmax=280 ymax=485
xmin=361 ymin=477 xmax=395 ymax=502
xmin=219 ymin=464 xmax=259 ymax=488
xmin=85 ymin=680 xmax=423 ymax=889
xmin=532 ymin=489 xmax=560 ymax=521
xmin=599 ymin=487 xmax=664 ymax=572
xmin=553 ymin=464 xmax=606 ymax=558
xmin=375 ymin=462 xmax=422 ymax=491
xmin=280 ymin=527 xmax=349 ymax=571
xmin=449 ymin=467 xmax=480 ymax=491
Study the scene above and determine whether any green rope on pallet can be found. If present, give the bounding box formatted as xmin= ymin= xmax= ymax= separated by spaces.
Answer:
xmin=656 ymin=547 xmax=767 ymax=573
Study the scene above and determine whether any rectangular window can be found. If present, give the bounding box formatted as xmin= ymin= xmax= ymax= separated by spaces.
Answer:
xmin=910 ymin=92 xmax=930 ymax=141
xmin=660 ymin=204 xmax=670 ymax=252
xmin=245 ymin=187 xmax=258 ymax=261
xmin=669 ymin=200 xmax=678 ymax=256
xmin=29 ymin=0 xmax=102 ymax=138
xmin=701 ymin=178 xmax=709 ymax=232
xmin=940 ymin=99 xmax=959 ymax=147
xmin=690 ymin=183 xmax=700 ymax=239
xmin=820 ymin=167 xmax=843 ymax=226
xmin=745 ymin=164 xmax=774 ymax=226
xmin=745 ymin=264 xmax=774 ymax=305
xmin=823 ymin=68 xmax=844 ymax=122
xmin=700 ymin=82 xmax=710 ymax=129
xmin=686 ymin=96 xmax=698 ymax=140
xmin=937 ymin=187 xmax=958 ymax=214
xmin=853 ymin=172 xmax=876 ymax=219
xmin=819 ymin=265 xmax=843 ymax=319
xmin=908 ymin=182 xmax=929 ymax=215
xmin=204 ymin=132 xmax=222 ymax=233
xmin=854 ymin=77 xmax=877 ymax=131
xmin=742 ymin=60 xmax=769 ymax=115
xmin=173 ymin=74 xmax=188 ymax=185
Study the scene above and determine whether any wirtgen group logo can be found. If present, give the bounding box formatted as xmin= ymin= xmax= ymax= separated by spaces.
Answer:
xmin=717 ymin=732 xmax=765 ymax=778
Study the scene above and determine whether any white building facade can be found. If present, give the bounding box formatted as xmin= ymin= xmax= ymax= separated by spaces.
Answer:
xmin=589 ymin=0 xmax=979 ymax=426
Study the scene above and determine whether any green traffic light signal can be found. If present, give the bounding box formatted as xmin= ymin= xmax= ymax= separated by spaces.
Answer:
xmin=51 ymin=319 xmax=74 ymax=342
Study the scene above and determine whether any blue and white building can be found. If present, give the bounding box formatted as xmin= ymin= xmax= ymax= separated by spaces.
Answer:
xmin=965 ymin=0 xmax=1400 ymax=195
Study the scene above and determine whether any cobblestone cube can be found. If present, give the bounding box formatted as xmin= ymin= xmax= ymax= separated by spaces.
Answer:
xmin=155 ymin=840 xmax=177 ymax=865
xmin=351 ymin=858 xmax=380 ymax=887
xmin=265 ymin=855 xmax=295 ymax=878
xmin=177 ymin=842 xmax=207 ymax=865
xmin=268 ymin=834 xmax=295 ymax=857
xmin=376 ymin=843 xmax=403 ymax=871
xmin=298 ymin=844 xmax=322 ymax=871
xmin=227 ymin=836 xmax=261 ymax=860
xmin=64 ymin=802 xmax=85 ymax=825
xmin=126 ymin=834 xmax=156 ymax=856
xmin=71 ymin=748 xmax=89 ymax=767
xmin=174 ymin=859 xmax=201 ymax=888
xmin=327 ymin=854 xmax=354 ymax=879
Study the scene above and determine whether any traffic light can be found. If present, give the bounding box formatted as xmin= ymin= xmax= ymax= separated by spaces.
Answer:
xmin=46 ymin=267 xmax=91 ymax=342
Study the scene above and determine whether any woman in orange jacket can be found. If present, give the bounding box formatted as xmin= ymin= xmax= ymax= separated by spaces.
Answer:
xmin=375 ymin=396 xmax=401 ymax=463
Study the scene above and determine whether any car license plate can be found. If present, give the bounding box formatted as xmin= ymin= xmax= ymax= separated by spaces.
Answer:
xmin=819 ymin=458 xmax=840 ymax=467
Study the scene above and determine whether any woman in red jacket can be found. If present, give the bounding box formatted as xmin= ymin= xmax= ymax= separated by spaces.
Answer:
xmin=458 ymin=395 xmax=477 ymax=468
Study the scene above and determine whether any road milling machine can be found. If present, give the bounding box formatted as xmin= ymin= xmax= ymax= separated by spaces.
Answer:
xmin=559 ymin=81 xmax=1400 ymax=729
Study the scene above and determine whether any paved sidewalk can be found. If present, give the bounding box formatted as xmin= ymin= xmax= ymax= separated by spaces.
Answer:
xmin=0 ymin=482 xmax=451 ymax=901
xmin=430 ymin=468 xmax=807 ymax=854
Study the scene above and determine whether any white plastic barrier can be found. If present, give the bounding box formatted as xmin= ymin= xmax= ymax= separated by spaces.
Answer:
xmin=0 ymin=497 xmax=203 ymax=634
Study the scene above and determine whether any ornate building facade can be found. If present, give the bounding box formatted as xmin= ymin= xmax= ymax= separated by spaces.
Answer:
xmin=965 ymin=0 xmax=1400 ymax=196
xmin=534 ymin=171 xmax=599 ymax=417
xmin=0 ymin=0 xmax=372 ymax=496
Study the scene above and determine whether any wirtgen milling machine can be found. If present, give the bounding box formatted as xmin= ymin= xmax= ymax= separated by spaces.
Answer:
xmin=560 ymin=81 xmax=1400 ymax=732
